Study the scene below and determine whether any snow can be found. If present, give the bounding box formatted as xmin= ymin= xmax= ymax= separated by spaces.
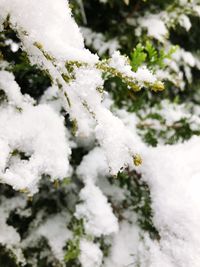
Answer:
xmin=79 ymin=239 xmax=103 ymax=267
xmin=1 ymin=0 xmax=200 ymax=266
xmin=109 ymin=51 xmax=133 ymax=76
xmin=77 ymin=147 xmax=109 ymax=184
xmin=109 ymin=51 xmax=157 ymax=85
xmin=0 ymin=71 xmax=71 ymax=194
xmin=36 ymin=214 xmax=72 ymax=260
xmin=179 ymin=14 xmax=192 ymax=31
xmin=0 ymin=71 xmax=27 ymax=107
xmin=158 ymin=44 xmax=198 ymax=89
xmin=138 ymin=14 xmax=168 ymax=42
xmin=75 ymin=183 xmax=119 ymax=236
xmin=99 ymin=119 xmax=200 ymax=267
xmin=0 ymin=0 xmax=97 ymax=63
xmin=5 ymin=39 xmax=20 ymax=52
xmin=87 ymin=102 xmax=200 ymax=267
xmin=133 ymin=66 xmax=156 ymax=84
xmin=0 ymin=197 xmax=26 ymax=263
xmin=0 ymin=104 xmax=71 ymax=194
xmin=104 ymin=219 xmax=140 ymax=267
xmin=21 ymin=212 xmax=72 ymax=262
xmin=193 ymin=5 xmax=200 ymax=16
xmin=81 ymin=27 xmax=120 ymax=56
xmin=172 ymin=49 xmax=195 ymax=67
xmin=65 ymin=66 xmax=142 ymax=174
xmin=137 ymin=136 xmax=200 ymax=267
xmin=0 ymin=0 xmax=161 ymax=179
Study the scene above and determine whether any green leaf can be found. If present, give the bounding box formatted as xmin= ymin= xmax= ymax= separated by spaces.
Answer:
xmin=131 ymin=44 xmax=147 ymax=71
xmin=64 ymin=239 xmax=80 ymax=262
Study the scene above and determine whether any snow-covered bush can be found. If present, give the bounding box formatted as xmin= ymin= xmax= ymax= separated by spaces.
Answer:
xmin=0 ymin=0 xmax=200 ymax=266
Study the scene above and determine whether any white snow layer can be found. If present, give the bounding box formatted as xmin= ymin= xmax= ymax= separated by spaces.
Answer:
xmin=0 ymin=0 xmax=157 ymax=177
xmin=0 ymin=71 xmax=71 ymax=194
xmin=36 ymin=214 xmax=72 ymax=260
xmin=1 ymin=1 xmax=200 ymax=267
xmin=136 ymin=136 xmax=200 ymax=267
xmin=79 ymin=239 xmax=103 ymax=267
xmin=81 ymin=27 xmax=120 ymax=56
xmin=76 ymin=109 xmax=200 ymax=267
xmin=109 ymin=51 xmax=156 ymax=84
xmin=138 ymin=14 xmax=168 ymax=42
xmin=0 ymin=197 xmax=27 ymax=263
xmin=76 ymin=183 xmax=118 ymax=237
xmin=0 ymin=0 xmax=97 ymax=63
xmin=65 ymin=67 xmax=141 ymax=174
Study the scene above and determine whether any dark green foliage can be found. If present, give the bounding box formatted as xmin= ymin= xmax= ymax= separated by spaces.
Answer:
xmin=131 ymin=41 xmax=177 ymax=71
xmin=23 ymin=238 xmax=62 ymax=267
xmin=138 ymin=112 xmax=200 ymax=146
xmin=109 ymin=171 xmax=160 ymax=240
xmin=0 ymin=0 xmax=200 ymax=266
xmin=64 ymin=218 xmax=85 ymax=264
xmin=131 ymin=44 xmax=147 ymax=72
xmin=64 ymin=239 xmax=80 ymax=263
xmin=0 ymin=245 xmax=19 ymax=267
xmin=0 ymin=178 xmax=80 ymax=266
xmin=166 ymin=118 xmax=200 ymax=144
xmin=0 ymin=29 xmax=51 ymax=100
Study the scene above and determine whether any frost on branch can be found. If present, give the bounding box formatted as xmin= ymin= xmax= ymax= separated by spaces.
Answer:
xmin=0 ymin=197 xmax=26 ymax=263
xmin=0 ymin=0 xmax=163 ymax=263
xmin=0 ymin=0 xmax=163 ymax=178
xmin=0 ymin=0 xmax=97 ymax=63
xmin=2 ymin=0 xmax=200 ymax=266
xmin=133 ymin=136 xmax=200 ymax=267
xmin=22 ymin=213 xmax=72 ymax=261
xmin=0 ymin=71 xmax=71 ymax=194
xmin=79 ymin=239 xmax=103 ymax=267
xmin=75 ymin=182 xmax=118 ymax=237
